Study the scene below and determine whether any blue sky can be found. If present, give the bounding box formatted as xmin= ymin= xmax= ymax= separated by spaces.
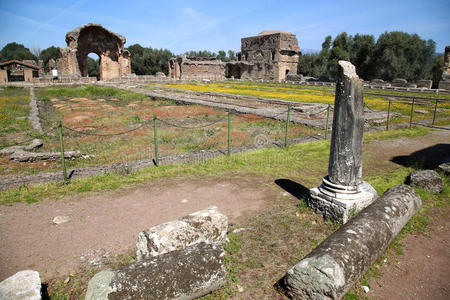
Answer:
xmin=0 ymin=0 xmax=449 ymax=55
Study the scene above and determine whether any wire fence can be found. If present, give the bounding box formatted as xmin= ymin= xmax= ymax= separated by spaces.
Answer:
xmin=2 ymin=95 xmax=449 ymax=183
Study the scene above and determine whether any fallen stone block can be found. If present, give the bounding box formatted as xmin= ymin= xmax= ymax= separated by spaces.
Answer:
xmin=410 ymin=169 xmax=442 ymax=193
xmin=85 ymin=242 xmax=226 ymax=300
xmin=278 ymin=184 xmax=421 ymax=299
xmin=0 ymin=270 xmax=41 ymax=300
xmin=0 ymin=146 xmax=24 ymax=155
xmin=24 ymin=139 xmax=43 ymax=151
xmin=10 ymin=149 xmax=82 ymax=162
xmin=136 ymin=206 xmax=227 ymax=260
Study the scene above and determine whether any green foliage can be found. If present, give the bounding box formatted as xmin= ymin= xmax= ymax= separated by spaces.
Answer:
xmin=39 ymin=46 xmax=60 ymax=70
xmin=350 ymin=34 xmax=376 ymax=80
xmin=127 ymin=44 xmax=175 ymax=75
xmin=185 ymin=49 xmax=217 ymax=58
xmin=87 ymin=57 xmax=100 ymax=79
xmin=185 ymin=49 xmax=236 ymax=62
xmin=299 ymin=31 xmax=442 ymax=82
xmin=327 ymin=32 xmax=352 ymax=79
xmin=373 ymin=32 xmax=436 ymax=81
xmin=0 ymin=42 xmax=36 ymax=61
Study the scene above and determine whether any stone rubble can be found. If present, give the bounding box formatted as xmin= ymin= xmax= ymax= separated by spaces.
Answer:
xmin=86 ymin=242 xmax=226 ymax=300
xmin=409 ymin=169 xmax=443 ymax=193
xmin=136 ymin=206 xmax=228 ymax=260
xmin=0 ymin=270 xmax=42 ymax=300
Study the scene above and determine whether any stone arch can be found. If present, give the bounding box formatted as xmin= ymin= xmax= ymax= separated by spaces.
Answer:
xmin=57 ymin=23 xmax=131 ymax=80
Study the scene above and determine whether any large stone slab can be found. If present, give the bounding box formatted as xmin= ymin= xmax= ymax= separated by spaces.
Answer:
xmin=85 ymin=242 xmax=226 ymax=300
xmin=136 ymin=206 xmax=227 ymax=260
xmin=279 ymin=184 xmax=422 ymax=299
xmin=0 ymin=270 xmax=41 ymax=300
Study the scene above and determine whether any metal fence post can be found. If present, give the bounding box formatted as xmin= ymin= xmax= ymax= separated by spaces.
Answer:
xmin=386 ymin=99 xmax=391 ymax=130
xmin=227 ymin=111 xmax=231 ymax=156
xmin=284 ymin=104 xmax=291 ymax=147
xmin=409 ymin=98 xmax=415 ymax=128
xmin=57 ymin=120 xmax=67 ymax=181
xmin=325 ymin=104 xmax=331 ymax=139
xmin=153 ymin=114 xmax=159 ymax=166
xmin=432 ymin=99 xmax=438 ymax=125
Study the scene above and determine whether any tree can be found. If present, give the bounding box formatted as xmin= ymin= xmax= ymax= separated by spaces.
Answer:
xmin=327 ymin=32 xmax=352 ymax=79
xmin=298 ymin=35 xmax=332 ymax=78
xmin=350 ymin=34 xmax=375 ymax=80
xmin=0 ymin=42 xmax=36 ymax=61
xmin=127 ymin=44 xmax=175 ymax=75
xmin=39 ymin=46 xmax=61 ymax=70
xmin=184 ymin=50 xmax=216 ymax=58
xmin=429 ymin=53 xmax=444 ymax=88
xmin=31 ymin=46 xmax=41 ymax=59
xmin=227 ymin=50 xmax=236 ymax=61
xmin=373 ymin=31 xmax=435 ymax=81
xmin=217 ymin=50 xmax=227 ymax=61
xmin=87 ymin=57 xmax=99 ymax=79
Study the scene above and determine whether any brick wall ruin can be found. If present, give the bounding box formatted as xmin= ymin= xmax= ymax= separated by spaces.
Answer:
xmin=57 ymin=23 xmax=131 ymax=81
xmin=168 ymin=56 xmax=226 ymax=81
xmin=238 ymin=30 xmax=300 ymax=82
xmin=168 ymin=31 xmax=301 ymax=82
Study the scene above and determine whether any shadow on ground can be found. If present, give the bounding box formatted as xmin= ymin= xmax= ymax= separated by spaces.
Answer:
xmin=275 ymin=178 xmax=310 ymax=201
xmin=391 ymin=143 xmax=450 ymax=169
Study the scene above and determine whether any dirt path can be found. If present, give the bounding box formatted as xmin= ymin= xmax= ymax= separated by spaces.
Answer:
xmin=0 ymin=175 xmax=278 ymax=281
xmin=368 ymin=210 xmax=450 ymax=300
xmin=0 ymin=127 xmax=448 ymax=299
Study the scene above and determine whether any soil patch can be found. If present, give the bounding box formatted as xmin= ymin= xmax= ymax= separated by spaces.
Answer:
xmin=0 ymin=174 xmax=277 ymax=281
xmin=367 ymin=206 xmax=450 ymax=300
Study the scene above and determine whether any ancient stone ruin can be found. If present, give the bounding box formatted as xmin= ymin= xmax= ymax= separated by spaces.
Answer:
xmin=309 ymin=61 xmax=377 ymax=223
xmin=439 ymin=46 xmax=450 ymax=90
xmin=168 ymin=56 xmax=226 ymax=81
xmin=232 ymin=30 xmax=301 ymax=82
xmin=86 ymin=207 xmax=228 ymax=300
xmin=57 ymin=23 xmax=131 ymax=81
xmin=168 ymin=30 xmax=300 ymax=82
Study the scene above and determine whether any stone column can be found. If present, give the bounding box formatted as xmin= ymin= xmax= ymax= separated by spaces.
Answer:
xmin=309 ymin=61 xmax=377 ymax=223
xmin=328 ymin=60 xmax=363 ymax=187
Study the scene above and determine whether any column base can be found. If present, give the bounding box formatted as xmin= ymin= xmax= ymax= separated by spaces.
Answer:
xmin=309 ymin=176 xmax=378 ymax=223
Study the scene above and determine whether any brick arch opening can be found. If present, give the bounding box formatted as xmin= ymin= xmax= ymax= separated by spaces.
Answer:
xmin=57 ymin=23 xmax=131 ymax=80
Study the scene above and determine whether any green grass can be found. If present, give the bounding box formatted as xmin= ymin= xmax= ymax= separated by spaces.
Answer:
xmin=0 ymin=126 xmax=430 ymax=205
xmin=39 ymin=85 xmax=149 ymax=101
xmin=0 ymin=86 xmax=39 ymax=148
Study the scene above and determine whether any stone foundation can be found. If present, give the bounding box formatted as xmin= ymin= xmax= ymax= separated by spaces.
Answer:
xmin=309 ymin=176 xmax=378 ymax=223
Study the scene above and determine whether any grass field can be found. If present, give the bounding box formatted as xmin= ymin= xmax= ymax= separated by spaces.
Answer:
xmin=159 ymin=81 xmax=450 ymax=125
xmin=0 ymin=86 xmax=37 ymax=149
xmin=0 ymin=85 xmax=319 ymax=176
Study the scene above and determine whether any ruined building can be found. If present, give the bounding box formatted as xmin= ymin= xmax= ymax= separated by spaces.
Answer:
xmin=168 ymin=56 xmax=226 ymax=81
xmin=0 ymin=60 xmax=42 ymax=82
xmin=168 ymin=30 xmax=301 ymax=82
xmin=231 ymin=30 xmax=301 ymax=81
xmin=57 ymin=23 xmax=131 ymax=81
xmin=439 ymin=46 xmax=450 ymax=90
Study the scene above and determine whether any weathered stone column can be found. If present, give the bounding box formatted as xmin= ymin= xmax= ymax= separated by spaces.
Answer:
xmin=328 ymin=61 xmax=363 ymax=187
xmin=309 ymin=61 xmax=377 ymax=223
xmin=279 ymin=184 xmax=422 ymax=299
